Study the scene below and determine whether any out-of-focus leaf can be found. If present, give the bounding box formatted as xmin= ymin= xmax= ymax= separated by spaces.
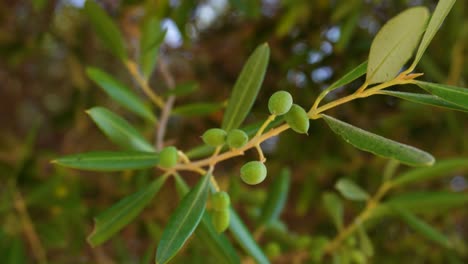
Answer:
xmin=87 ymin=107 xmax=154 ymax=152
xmin=258 ymin=168 xmax=291 ymax=226
xmin=156 ymin=174 xmax=211 ymax=264
xmin=222 ymin=43 xmax=270 ymax=131
xmin=163 ymin=82 xmax=199 ymax=97
xmin=413 ymin=81 xmax=468 ymax=110
xmin=86 ymin=67 xmax=156 ymax=122
xmin=379 ymin=91 xmax=468 ymax=112
xmin=357 ymin=225 xmax=374 ymax=257
xmin=140 ymin=17 xmax=166 ymax=79
xmin=322 ymin=192 xmax=344 ymax=230
xmin=393 ymin=206 xmax=450 ymax=248
xmin=174 ymin=175 xmax=240 ymax=264
xmin=229 ymin=0 xmax=261 ymax=18
xmin=230 ymin=209 xmax=270 ymax=264
xmin=84 ymin=0 xmax=127 ymax=60
xmin=411 ymin=0 xmax=456 ymax=69
xmin=88 ymin=176 xmax=167 ymax=246
xmin=53 ymin=151 xmax=158 ymax=171
xmin=335 ymin=178 xmax=369 ymax=201
xmin=392 ymin=158 xmax=468 ymax=186
xmin=366 ymin=7 xmax=429 ymax=84
xmin=322 ymin=114 xmax=435 ymax=166
xmin=172 ymin=103 xmax=224 ymax=117
xmin=6 ymin=237 xmax=26 ymax=264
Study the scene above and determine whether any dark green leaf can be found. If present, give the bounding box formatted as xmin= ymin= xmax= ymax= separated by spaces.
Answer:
xmin=222 ymin=43 xmax=270 ymax=131
xmin=335 ymin=178 xmax=369 ymax=201
xmin=88 ymin=176 xmax=167 ymax=246
xmin=366 ymin=7 xmax=429 ymax=84
xmin=229 ymin=209 xmax=270 ymax=264
xmin=84 ymin=0 xmax=127 ymax=60
xmin=172 ymin=102 xmax=224 ymax=117
xmin=379 ymin=90 xmax=468 ymax=112
xmin=322 ymin=114 xmax=435 ymax=166
xmin=163 ymin=81 xmax=199 ymax=97
xmin=140 ymin=17 xmax=166 ymax=79
xmin=414 ymin=81 xmax=468 ymax=110
xmin=393 ymin=206 xmax=450 ymax=247
xmin=87 ymin=107 xmax=154 ymax=152
xmin=322 ymin=192 xmax=344 ymax=230
xmin=86 ymin=67 xmax=156 ymax=122
xmin=53 ymin=151 xmax=158 ymax=171
xmin=258 ymin=168 xmax=291 ymax=226
xmin=392 ymin=158 xmax=468 ymax=186
xmin=411 ymin=0 xmax=456 ymax=69
xmin=156 ymin=174 xmax=211 ymax=264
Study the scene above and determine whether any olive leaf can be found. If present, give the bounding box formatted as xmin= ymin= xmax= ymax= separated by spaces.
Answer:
xmin=379 ymin=90 xmax=468 ymax=112
xmin=335 ymin=178 xmax=369 ymax=201
xmin=413 ymin=81 xmax=468 ymax=110
xmin=366 ymin=7 xmax=429 ymax=84
xmin=140 ymin=17 xmax=166 ymax=79
xmin=258 ymin=168 xmax=291 ymax=226
xmin=322 ymin=192 xmax=344 ymax=230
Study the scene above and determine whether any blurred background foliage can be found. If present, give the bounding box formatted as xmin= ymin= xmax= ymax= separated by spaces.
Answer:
xmin=0 ymin=0 xmax=467 ymax=263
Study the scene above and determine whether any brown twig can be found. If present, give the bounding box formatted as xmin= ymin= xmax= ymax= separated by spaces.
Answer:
xmin=156 ymin=57 xmax=176 ymax=150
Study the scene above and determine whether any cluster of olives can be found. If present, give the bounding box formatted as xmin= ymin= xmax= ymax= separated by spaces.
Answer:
xmin=210 ymin=191 xmax=231 ymax=233
xmin=268 ymin=90 xmax=309 ymax=134
xmin=202 ymin=128 xmax=249 ymax=149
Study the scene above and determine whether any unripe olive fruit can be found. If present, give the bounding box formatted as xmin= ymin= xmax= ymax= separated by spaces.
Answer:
xmin=211 ymin=191 xmax=230 ymax=211
xmin=202 ymin=128 xmax=227 ymax=147
xmin=212 ymin=209 xmax=230 ymax=233
xmin=285 ymin=104 xmax=310 ymax=134
xmin=268 ymin=91 xmax=293 ymax=115
xmin=226 ymin=129 xmax=248 ymax=149
xmin=159 ymin=146 xmax=178 ymax=168
xmin=240 ymin=161 xmax=267 ymax=185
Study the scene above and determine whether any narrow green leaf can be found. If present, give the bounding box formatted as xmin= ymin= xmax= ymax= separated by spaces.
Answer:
xmin=379 ymin=90 xmax=468 ymax=112
xmin=315 ymin=61 xmax=367 ymax=106
xmin=172 ymin=102 xmax=224 ymax=117
xmin=322 ymin=192 xmax=344 ymax=230
xmin=53 ymin=151 xmax=158 ymax=171
xmin=140 ymin=17 xmax=166 ymax=79
xmin=87 ymin=107 xmax=154 ymax=152
xmin=163 ymin=81 xmax=199 ymax=97
xmin=229 ymin=209 xmax=270 ymax=264
xmin=86 ymin=67 xmax=156 ymax=122
xmin=357 ymin=225 xmax=374 ymax=257
xmin=411 ymin=0 xmax=456 ymax=69
xmin=322 ymin=114 xmax=435 ymax=166
xmin=258 ymin=168 xmax=291 ymax=226
xmin=174 ymin=175 xmax=240 ymax=264
xmin=393 ymin=206 xmax=450 ymax=247
xmin=414 ymin=81 xmax=468 ymax=110
xmin=156 ymin=174 xmax=211 ymax=264
xmin=335 ymin=178 xmax=369 ymax=201
xmin=366 ymin=7 xmax=429 ymax=84
xmin=84 ymin=0 xmax=127 ymax=60
xmin=222 ymin=43 xmax=270 ymax=131
xmin=392 ymin=158 xmax=468 ymax=186
xmin=88 ymin=176 xmax=167 ymax=246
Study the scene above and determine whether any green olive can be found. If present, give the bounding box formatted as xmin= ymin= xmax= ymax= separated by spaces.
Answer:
xmin=159 ymin=146 xmax=178 ymax=168
xmin=226 ymin=129 xmax=248 ymax=149
xmin=212 ymin=209 xmax=230 ymax=233
xmin=202 ymin=128 xmax=227 ymax=147
xmin=240 ymin=161 xmax=267 ymax=185
xmin=285 ymin=104 xmax=310 ymax=134
xmin=268 ymin=91 xmax=293 ymax=115
xmin=211 ymin=191 xmax=230 ymax=211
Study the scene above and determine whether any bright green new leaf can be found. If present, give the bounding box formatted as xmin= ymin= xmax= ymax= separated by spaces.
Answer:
xmin=335 ymin=178 xmax=369 ymax=201
xmin=322 ymin=192 xmax=344 ymax=230
xmin=88 ymin=176 xmax=167 ymax=246
xmin=392 ymin=158 xmax=468 ymax=186
xmin=174 ymin=175 xmax=240 ymax=264
xmin=393 ymin=206 xmax=450 ymax=248
xmin=366 ymin=7 xmax=429 ymax=84
xmin=86 ymin=67 xmax=156 ymax=122
xmin=156 ymin=174 xmax=211 ymax=264
xmin=322 ymin=114 xmax=435 ymax=166
xmin=414 ymin=81 xmax=468 ymax=110
xmin=222 ymin=43 xmax=270 ymax=131
xmin=53 ymin=151 xmax=158 ymax=171
xmin=172 ymin=102 xmax=224 ymax=117
xmin=379 ymin=90 xmax=468 ymax=112
xmin=229 ymin=209 xmax=270 ymax=264
xmin=87 ymin=107 xmax=154 ymax=152
xmin=84 ymin=0 xmax=127 ymax=60
xmin=258 ymin=168 xmax=291 ymax=226
xmin=140 ymin=17 xmax=166 ymax=79
xmin=411 ymin=0 xmax=456 ymax=70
